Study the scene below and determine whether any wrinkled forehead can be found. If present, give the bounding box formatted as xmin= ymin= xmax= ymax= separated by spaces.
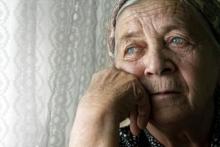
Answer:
xmin=115 ymin=0 xmax=192 ymax=36
xmin=115 ymin=0 xmax=215 ymax=41
xmin=117 ymin=0 xmax=183 ymax=19
xmin=117 ymin=0 xmax=188 ymax=23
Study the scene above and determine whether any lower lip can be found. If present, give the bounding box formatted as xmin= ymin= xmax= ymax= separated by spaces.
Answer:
xmin=151 ymin=92 xmax=181 ymax=99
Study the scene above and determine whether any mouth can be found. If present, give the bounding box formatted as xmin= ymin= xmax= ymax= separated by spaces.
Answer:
xmin=151 ymin=91 xmax=181 ymax=95
xmin=150 ymin=91 xmax=182 ymax=98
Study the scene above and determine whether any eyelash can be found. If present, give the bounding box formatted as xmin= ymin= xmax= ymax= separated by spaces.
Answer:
xmin=124 ymin=46 xmax=143 ymax=59
xmin=125 ymin=47 xmax=138 ymax=55
xmin=166 ymin=36 xmax=191 ymax=49
xmin=122 ymin=36 xmax=194 ymax=60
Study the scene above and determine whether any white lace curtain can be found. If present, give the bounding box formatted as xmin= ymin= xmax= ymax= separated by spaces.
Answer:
xmin=0 ymin=0 xmax=115 ymax=147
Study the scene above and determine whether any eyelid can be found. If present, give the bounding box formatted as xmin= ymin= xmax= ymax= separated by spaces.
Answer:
xmin=165 ymin=31 xmax=195 ymax=43
xmin=164 ymin=35 xmax=197 ymax=54
xmin=123 ymin=45 xmax=144 ymax=61
xmin=166 ymin=34 xmax=184 ymax=40
xmin=124 ymin=46 xmax=140 ymax=54
xmin=167 ymin=36 xmax=186 ymax=43
xmin=125 ymin=46 xmax=138 ymax=53
xmin=166 ymin=35 xmax=192 ymax=46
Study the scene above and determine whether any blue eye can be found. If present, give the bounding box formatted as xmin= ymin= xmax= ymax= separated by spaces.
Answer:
xmin=126 ymin=47 xmax=137 ymax=55
xmin=124 ymin=46 xmax=143 ymax=60
xmin=169 ymin=36 xmax=186 ymax=46
xmin=172 ymin=37 xmax=184 ymax=43
xmin=166 ymin=36 xmax=195 ymax=53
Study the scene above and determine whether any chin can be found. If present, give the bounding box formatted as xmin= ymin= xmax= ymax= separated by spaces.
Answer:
xmin=149 ymin=103 xmax=193 ymax=127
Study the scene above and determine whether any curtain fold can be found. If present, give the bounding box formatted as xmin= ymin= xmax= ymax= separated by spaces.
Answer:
xmin=0 ymin=0 xmax=115 ymax=147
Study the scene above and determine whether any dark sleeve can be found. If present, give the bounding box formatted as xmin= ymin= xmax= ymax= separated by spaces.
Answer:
xmin=119 ymin=127 xmax=138 ymax=147
xmin=119 ymin=127 xmax=150 ymax=147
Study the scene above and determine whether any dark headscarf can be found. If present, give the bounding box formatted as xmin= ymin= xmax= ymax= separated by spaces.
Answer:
xmin=108 ymin=0 xmax=220 ymax=58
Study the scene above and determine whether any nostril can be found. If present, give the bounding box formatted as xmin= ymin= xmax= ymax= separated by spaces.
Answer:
xmin=162 ymin=68 xmax=173 ymax=74
xmin=145 ymin=68 xmax=174 ymax=76
xmin=146 ymin=72 xmax=154 ymax=76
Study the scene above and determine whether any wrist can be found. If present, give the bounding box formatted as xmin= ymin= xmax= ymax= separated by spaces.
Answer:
xmin=75 ymin=101 xmax=119 ymax=127
xmin=77 ymin=94 xmax=120 ymax=122
xmin=70 ymin=102 xmax=119 ymax=147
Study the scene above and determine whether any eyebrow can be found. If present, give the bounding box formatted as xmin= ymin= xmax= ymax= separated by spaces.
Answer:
xmin=118 ymin=24 xmax=189 ymax=42
xmin=161 ymin=24 xmax=189 ymax=35
xmin=119 ymin=31 xmax=144 ymax=40
xmin=117 ymin=31 xmax=145 ymax=48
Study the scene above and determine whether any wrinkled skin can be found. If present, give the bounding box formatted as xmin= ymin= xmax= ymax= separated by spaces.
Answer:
xmin=114 ymin=0 xmax=220 ymax=145
xmin=71 ymin=0 xmax=220 ymax=146
xmin=79 ymin=67 xmax=150 ymax=134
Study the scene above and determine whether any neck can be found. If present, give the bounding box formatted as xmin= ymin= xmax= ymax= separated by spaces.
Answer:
xmin=147 ymin=103 xmax=214 ymax=147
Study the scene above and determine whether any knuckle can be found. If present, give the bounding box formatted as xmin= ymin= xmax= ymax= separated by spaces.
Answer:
xmin=91 ymin=72 xmax=99 ymax=82
xmin=138 ymin=106 xmax=150 ymax=119
xmin=93 ymin=68 xmax=111 ymax=78
xmin=132 ymin=81 xmax=144 ymax=98
xmin=138 ymin=107 xmax=148 ymax=116
xmin=127 ymin=74 xmax=136 ymax=80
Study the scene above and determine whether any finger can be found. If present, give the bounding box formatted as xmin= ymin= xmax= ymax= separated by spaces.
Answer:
xmin=129 ymin=110 xmax=141 ymax=136
xmin=137 ymin=89 xmax=150 ymax=129
xmin=137 ymin=102 xmax=150 ymax=129
xmin=133 ymin=81 xmax=151 ymax=129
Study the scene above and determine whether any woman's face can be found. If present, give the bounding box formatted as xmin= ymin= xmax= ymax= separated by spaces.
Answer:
xmin=114 ymin=0 xmax=220 ymax=124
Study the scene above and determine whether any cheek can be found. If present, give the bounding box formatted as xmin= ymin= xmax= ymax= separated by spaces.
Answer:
xmin=115 ymin=60 xmax=145 ymax=78
xmin=178 ymin=53 xmax=218 ymax=106
xmin=175 ymin=54 xmax=199 ymax=95
xmin=178 ymin=64 xmax=195 ymax=97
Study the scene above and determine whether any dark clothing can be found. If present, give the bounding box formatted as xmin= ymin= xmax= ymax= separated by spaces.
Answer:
xmin=119 ymin=99 xmax=220 ymax=147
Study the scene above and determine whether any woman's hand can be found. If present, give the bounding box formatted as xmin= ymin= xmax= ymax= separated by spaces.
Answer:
xmin=80 ymin=67 xmax=150 ymax=134
xmin=70 ymin=67 xmax=150 ymax=147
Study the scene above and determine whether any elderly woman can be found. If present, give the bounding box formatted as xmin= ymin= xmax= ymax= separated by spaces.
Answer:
xmin=70 ymin=0 xmax=220 ymax=146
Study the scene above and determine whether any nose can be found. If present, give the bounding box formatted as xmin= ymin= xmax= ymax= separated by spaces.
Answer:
xmin=143 ymin=49 xmax=176 ymax=76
